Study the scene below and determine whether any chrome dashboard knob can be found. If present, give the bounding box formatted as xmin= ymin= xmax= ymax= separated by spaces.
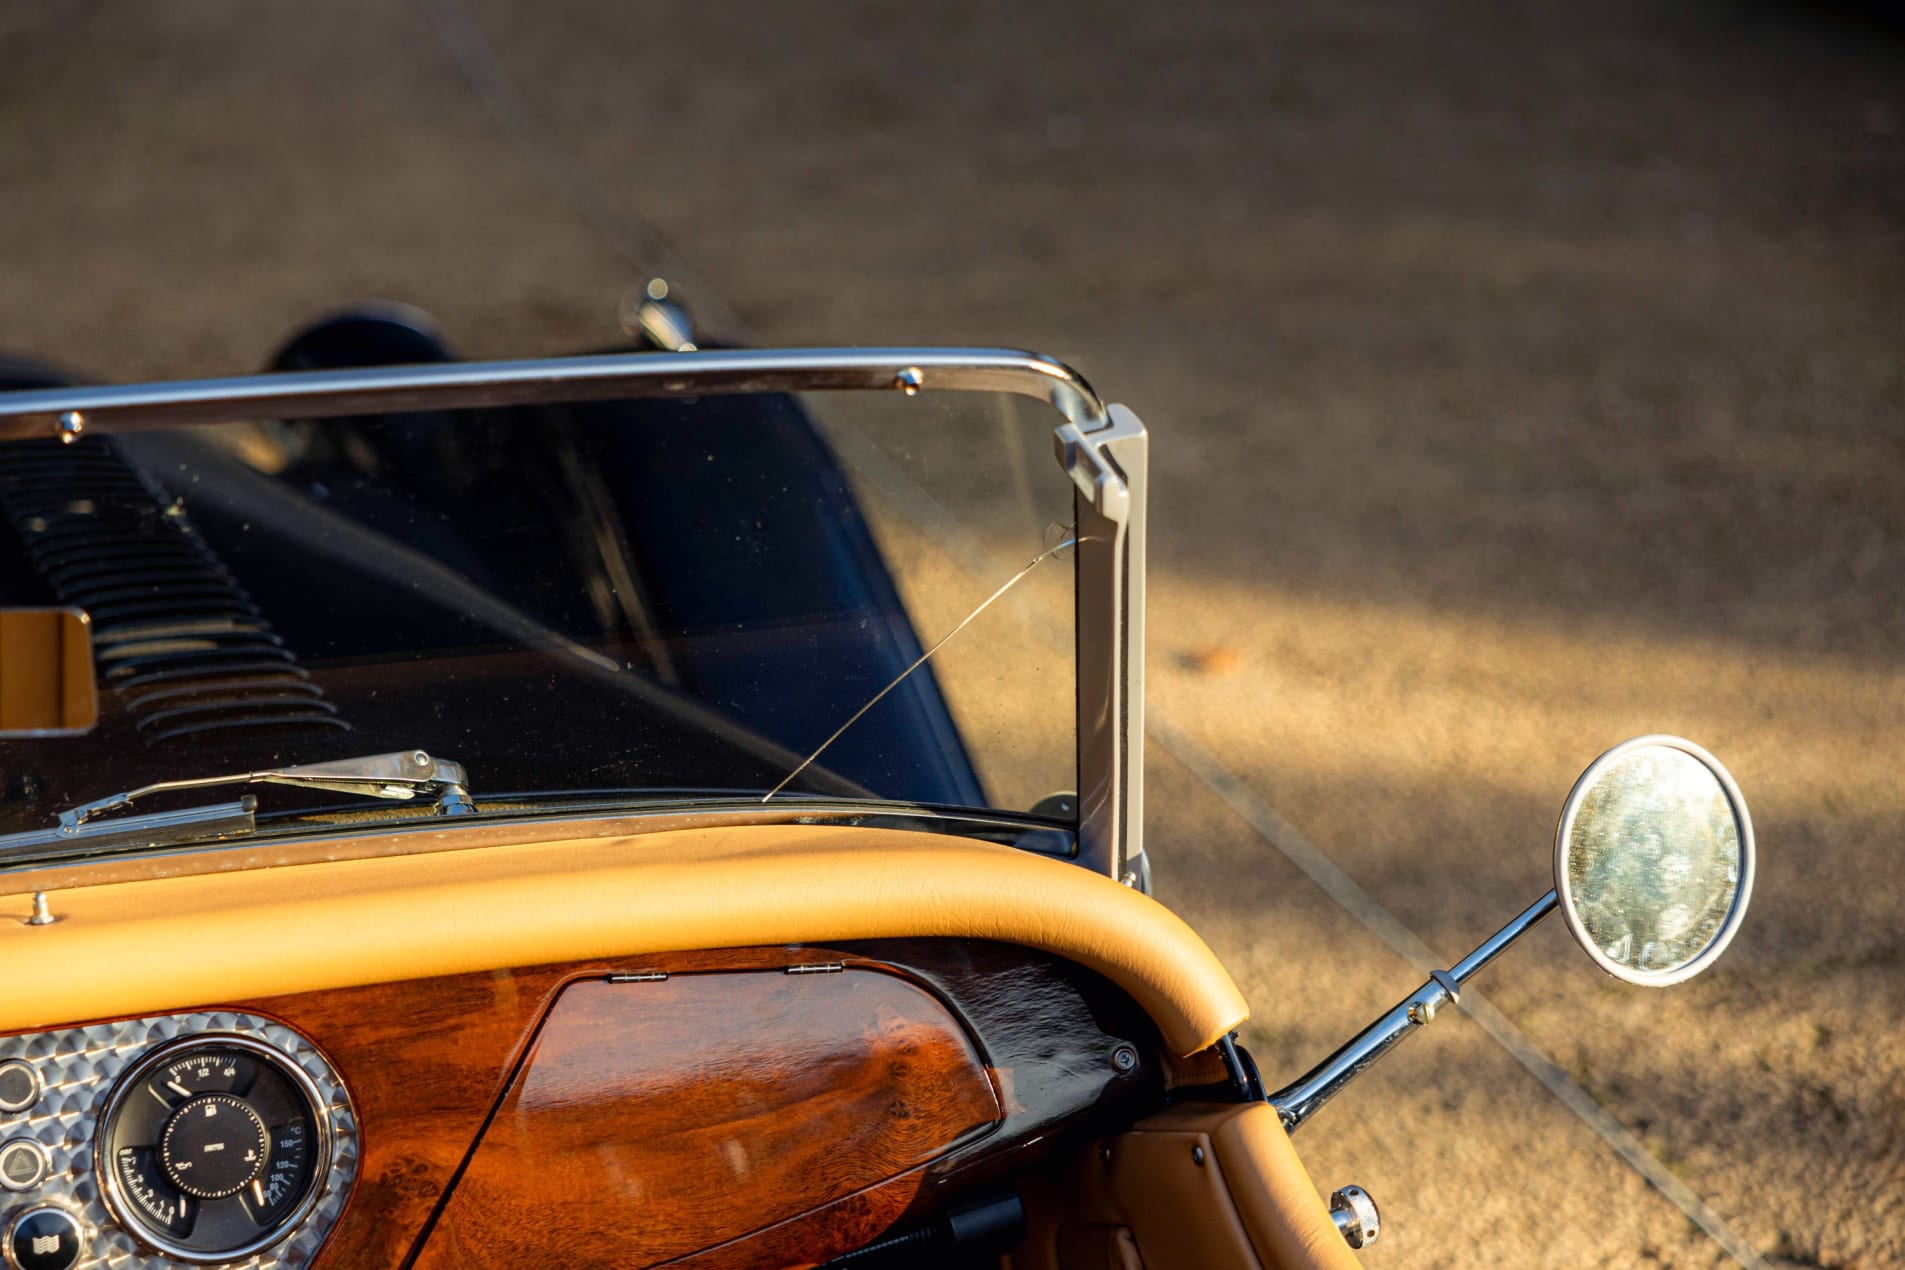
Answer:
xmin=1329 ymin=1184 xmax=1380 ymax=1249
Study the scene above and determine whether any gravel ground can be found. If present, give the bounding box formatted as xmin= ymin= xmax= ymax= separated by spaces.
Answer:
xmin=2 ymin=2 xmax=1901 ymax=1266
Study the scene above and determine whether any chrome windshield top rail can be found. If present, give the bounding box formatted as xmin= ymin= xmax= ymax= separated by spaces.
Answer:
xmin=0 ymin=348 xmax=1106 ymax=435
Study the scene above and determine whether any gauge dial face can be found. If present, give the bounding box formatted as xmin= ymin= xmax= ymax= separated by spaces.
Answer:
xmin=98 ymin=1038 xmax=327 ymax=1263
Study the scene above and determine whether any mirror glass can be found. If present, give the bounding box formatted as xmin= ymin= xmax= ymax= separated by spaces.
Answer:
xmin=1555 ymin=738 xmax=1752 ymax=986
xmin=0 ymin=608 xmax=97 ymax=736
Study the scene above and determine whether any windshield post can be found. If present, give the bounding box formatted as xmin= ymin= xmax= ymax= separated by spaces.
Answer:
xmin=1056 ymin=405 xmax=1148 ymax=887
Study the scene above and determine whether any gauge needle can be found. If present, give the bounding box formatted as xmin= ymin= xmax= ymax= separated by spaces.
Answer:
xmin=252 ymin=1179 xmax=265 ymax=1207
xmin=166 ymin=1080 xmax=193 ymax=1098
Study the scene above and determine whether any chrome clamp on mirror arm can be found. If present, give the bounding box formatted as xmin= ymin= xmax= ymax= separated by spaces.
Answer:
xmin=1268 ymin=890 xmax=1560 ymax=1132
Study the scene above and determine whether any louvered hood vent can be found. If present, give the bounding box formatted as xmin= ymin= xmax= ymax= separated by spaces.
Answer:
xmin=0 ymin=436 xmax=348 ymax=744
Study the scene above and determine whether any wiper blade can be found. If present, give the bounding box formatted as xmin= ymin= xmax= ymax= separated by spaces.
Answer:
xmin=0 ymin=751 xmax=475 ymax=864
xmin=0 ymin=799 xmax=260 ymax=862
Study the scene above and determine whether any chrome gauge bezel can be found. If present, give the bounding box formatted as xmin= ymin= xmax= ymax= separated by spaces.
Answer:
xmin=93 ymin=1034 xmax=333 ymax=1265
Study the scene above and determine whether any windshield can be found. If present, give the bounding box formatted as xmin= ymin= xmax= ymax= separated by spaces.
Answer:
xmin=0 ymin=375 xmax=1079 ymax=847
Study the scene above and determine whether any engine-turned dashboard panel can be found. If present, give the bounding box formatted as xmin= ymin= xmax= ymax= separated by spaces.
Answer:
xmin=0 ymin=1014 xmax=355 ymax=1270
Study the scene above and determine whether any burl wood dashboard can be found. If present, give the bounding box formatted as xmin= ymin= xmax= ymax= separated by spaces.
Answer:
xmin=0 ymin=939 xmax=1162 ymax=1270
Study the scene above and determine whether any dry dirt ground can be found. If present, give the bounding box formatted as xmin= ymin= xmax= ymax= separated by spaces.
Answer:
xmin=2 ymin=3 xmax=1902 ymax=1267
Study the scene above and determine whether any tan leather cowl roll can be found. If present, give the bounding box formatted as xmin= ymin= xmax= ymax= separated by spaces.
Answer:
xmin=0 ymin=821 xmax=1249 ymax=1055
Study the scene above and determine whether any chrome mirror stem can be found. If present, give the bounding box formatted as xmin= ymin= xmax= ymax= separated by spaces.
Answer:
xmin=1269 ymin=890 xmax=1559 ymax=1132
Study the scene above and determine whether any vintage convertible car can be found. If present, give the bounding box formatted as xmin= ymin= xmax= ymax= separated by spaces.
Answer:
xmin=0 ymin=308 xmax=1753 ymax=1269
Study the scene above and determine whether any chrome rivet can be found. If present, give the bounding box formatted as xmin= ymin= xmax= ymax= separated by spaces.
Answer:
xmin=893 ymin=367 xmax=924 ymax=396
xmin=26 ymin=893 xmax=56 ymax=926
xmin=1098 ymin=1144 xmax=1111 ymax=1163
xmin=1191 ymin=1145 xmax=1206 ymax=1166
xmin=55 ymin=412 xmax=84 ymax=445
xmin=1111 ymin=1045 xmax=1138 ymax=1074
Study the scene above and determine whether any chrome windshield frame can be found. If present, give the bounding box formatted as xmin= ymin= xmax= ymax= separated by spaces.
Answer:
xmin=0 ymin=347 xmax=1147 ymax=883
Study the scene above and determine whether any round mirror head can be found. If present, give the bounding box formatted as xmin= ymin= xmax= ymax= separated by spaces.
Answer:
xmin=1554 ymin=736 xmax=1754 ymax=987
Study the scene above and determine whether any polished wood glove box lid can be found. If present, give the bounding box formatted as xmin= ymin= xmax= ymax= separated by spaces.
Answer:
xmin=413 ymin=968 xmax=1003 ymax=1268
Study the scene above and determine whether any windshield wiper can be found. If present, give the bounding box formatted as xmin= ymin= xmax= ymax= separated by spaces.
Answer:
xmin=0 ymin=751 xmax=475 ymax=863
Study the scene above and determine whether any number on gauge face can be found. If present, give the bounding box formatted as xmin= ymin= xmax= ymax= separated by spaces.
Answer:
xmin=97 ymin=1038 xmax=327 ymax=1263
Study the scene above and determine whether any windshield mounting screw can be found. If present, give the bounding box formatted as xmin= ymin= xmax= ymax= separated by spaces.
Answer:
xmin=1111 ymin=1045 xmax=1138 ymax=1075
xmin=892 ymin=367 xmax=924 ymax=397
xmin=26 ymin=892 xmax=56 ymax=926
xmin=55 ymin=412 xmax=84 ymax=445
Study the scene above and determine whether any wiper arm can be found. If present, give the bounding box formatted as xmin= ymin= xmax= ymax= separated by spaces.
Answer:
xmin=0 ymin=751 xmax=475 ymax=864
xmin=60 ymin=749 xmax=476 ymax=828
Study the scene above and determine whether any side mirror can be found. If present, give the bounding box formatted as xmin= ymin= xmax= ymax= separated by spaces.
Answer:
xmin=1555 ymin=736 xmax=1753 ymax=987
xmin=1271 ymin=735 xmax=1754 ymax=1132
xmin=0 ymin=608 xmax=97 ymax=736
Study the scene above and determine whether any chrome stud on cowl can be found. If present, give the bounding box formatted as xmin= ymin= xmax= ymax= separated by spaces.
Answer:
xmin=1329 ymin=1185 xmax=1380 ymax=1249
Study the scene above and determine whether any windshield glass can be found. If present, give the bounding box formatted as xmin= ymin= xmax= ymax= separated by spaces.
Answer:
xmin=0 ymin=382 xmax=1077 ymax=844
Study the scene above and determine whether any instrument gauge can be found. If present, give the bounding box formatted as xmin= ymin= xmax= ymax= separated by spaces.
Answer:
xmin=95 ymin=1037 xmax=330 ymax=1264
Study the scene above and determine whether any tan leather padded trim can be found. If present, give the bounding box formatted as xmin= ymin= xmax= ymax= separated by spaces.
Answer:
xmin=0 ymin=823 xmax=1248 ymax=1054
xmin=1012 ymin=1103 xmax=1358 ymax=1270
xmin=1112 ymin=1105 xmax=1358 ymax=1270
xmin=1106 ymin=1124 xmax=1265 ymax=1269
xmin=1200 ymin=1104 xmax=1362 ymax=1270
